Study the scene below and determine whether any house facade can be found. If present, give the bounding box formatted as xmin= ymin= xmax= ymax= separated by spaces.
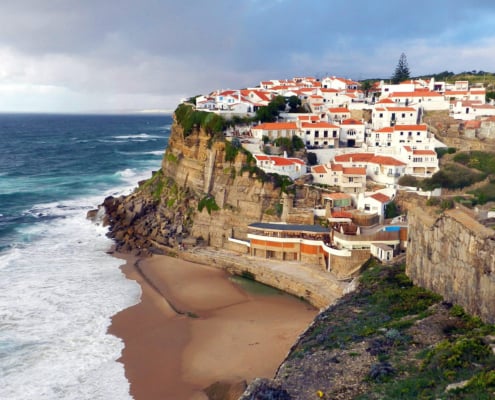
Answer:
xmin=254 ymin=154 xmax=306 ymax=180
xmin=339 ymin=118 xmax=365 ymax=147
xmin=301 ymin=122 xmax=340 ymax=148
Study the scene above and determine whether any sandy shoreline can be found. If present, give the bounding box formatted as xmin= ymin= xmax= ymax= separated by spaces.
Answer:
xmin=108 ymin=252 xmax=317 ymax=400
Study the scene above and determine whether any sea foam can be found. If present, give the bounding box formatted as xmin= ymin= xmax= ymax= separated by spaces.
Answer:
xmin=0 ymin=197 xmax=140 ymax=400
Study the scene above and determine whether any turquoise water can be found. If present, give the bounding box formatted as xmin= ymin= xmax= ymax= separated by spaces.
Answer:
xmin=0 ymin=113 xmax=172 ymax=400
xmin=383 ymin=226 xmax=401 ymax=232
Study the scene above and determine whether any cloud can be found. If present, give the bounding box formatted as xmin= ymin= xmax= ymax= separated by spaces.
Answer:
xmin=1 ymin=0 xmax=495 ymax=112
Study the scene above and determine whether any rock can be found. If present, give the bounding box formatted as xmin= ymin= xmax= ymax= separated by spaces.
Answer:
xmin=445 ymin=379 xmax=470 ymax=392
xmin=239 ymin=378 xmax=291 ymax=400
xmin=86 ymin=209 xmax=98 ymax=221
xmin=203 ymin=380 xmax=247 ymax=400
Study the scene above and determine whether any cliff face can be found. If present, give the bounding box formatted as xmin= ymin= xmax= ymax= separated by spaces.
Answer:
xmin=102 ymin=118 xmax=284 ymax=254
xmin=406 ymin=207 xmax=495 ymax=323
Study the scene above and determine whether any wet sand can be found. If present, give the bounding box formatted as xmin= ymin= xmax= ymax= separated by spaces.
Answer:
xmin=109 ymin=253 xmax=317 ymax=399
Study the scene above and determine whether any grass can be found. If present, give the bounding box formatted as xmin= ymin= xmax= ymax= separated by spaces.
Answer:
xmin=287 ymin=259 xmax=495 ymax=400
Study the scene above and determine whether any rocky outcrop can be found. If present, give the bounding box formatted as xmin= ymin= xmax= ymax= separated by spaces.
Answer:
xmin=99 ymin=118 xmax=286 ymax=254
xmin=406 ymin=206 xmax=495 ymax=323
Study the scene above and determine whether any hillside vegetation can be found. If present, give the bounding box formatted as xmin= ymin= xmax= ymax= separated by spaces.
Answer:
xmin=270 ymin=260 xmax=495 ymax=400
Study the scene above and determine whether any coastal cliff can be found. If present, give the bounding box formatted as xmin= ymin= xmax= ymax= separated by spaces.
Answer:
xmin=102 ymin=116 xmax=285 ymax=254
xmin=96 ymin=114 xmax=495 ymax=399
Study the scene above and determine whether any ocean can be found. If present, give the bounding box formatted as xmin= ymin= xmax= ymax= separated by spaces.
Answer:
xmin=0 ymin=113 xmax=172 ymax=399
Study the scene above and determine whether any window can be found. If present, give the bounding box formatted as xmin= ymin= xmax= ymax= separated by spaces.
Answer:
xmin=315 ymin=131 xmax=319 ymax=138
xmin=379 ymin=113 xmax=383 ymax=118
xmin=348 ymin=177 xmax=354 ymax=182
xmin=306 ymin=130 xmax=310 ymax=135
xmin=323 ymin=130 xmax=328 ymax=137
xmin=401 ymin=113 xmax=405 ymax=118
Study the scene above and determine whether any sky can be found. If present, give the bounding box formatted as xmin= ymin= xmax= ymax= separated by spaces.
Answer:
xmin=1 ymin=0 xmax=495 ymax=113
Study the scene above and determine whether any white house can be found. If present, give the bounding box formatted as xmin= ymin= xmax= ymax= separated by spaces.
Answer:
xmin=339 ymin=118 xmax=366 ymax=147
xmin=301 ymin=122 xmax=340 ymax=148
xmin=450 ymin=101 xmax=495 ymax=120
xmin=321 ymin=76 xmax=359 ymax=91
xmin=371 ymin=105 xmax=419 ymax=130
xmin=333 ymin=152 xmax=406 ymax=186
xmin=327 ymin=107 xmax=351 ymax=124
xmin=251 ymin=122 xmax=298 ymax=140
xmin=311 ymin=163 xmax=366 ymax=193
xmin=370 ymin=243 xmax=394 ymax=262
xmin=368 ymin=124 xmax=430 ymax=148
xmin=357 ymin=192 xmax=392 ymax=223
xmin=254 ymin=154 xmax=306 ymax=180
xmin=368 ymin=155 xmax=407 ymax=186
xmin=388 ymin=90 xmax=449 ymax=111
xmin=400 ymin=146 xmax=439 ymax=176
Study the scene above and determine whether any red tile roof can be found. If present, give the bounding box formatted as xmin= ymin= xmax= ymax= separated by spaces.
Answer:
xmin=331 ymin=211 xmax=353 ymax=218
xmin=253 ymin=122 xmax=298 ymax=130
xmin=413 ymin=150 xmax=436 ymax=155
xmin=302 ymin=122 xmax=340 ymax=129
xmin=370 ymin=193 xmax=391 ymax=203
xmin=334 ymin=153 xmax=374 ymax=163
xmin=390 ymin=91 xmax=442 ymax=98
xmin=369 ymin=155 xmax=406 ymax=166
xmin=376 ymin=127 xmax=394 ymax=133
xmin=312 ymin=165 xmax=327 ymax=174
xmin=341 ymin=118 xmax=364 ymax=125
xmin=328 ymin=107 xmax=350 ymax=113
xmin=343 ymin=167 xmax=366 ymax=175
xmin=465 ymin=120 xmax=481 ymax=129
xmin=394 ymin=124 xmax=428 ymax=131
xmin=323 ymin=192 xmax=352 ymax=200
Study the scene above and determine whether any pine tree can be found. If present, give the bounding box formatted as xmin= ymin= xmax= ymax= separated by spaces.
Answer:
xmin=392 ymin=53 xmax=410 ymax=84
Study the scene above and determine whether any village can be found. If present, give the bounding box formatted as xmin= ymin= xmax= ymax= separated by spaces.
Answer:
xmin=186 ymin=74 xmax=495 ymax=273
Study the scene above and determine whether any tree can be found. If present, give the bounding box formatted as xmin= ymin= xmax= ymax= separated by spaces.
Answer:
xmin=392 ymin=53 xmax=410 ymax=84
xmin=287 ymin=95 xmax=302 ymax=112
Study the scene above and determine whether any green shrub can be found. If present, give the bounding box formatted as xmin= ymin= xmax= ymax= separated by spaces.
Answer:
xmin=198 ymin=195 xmax=220 ymax=215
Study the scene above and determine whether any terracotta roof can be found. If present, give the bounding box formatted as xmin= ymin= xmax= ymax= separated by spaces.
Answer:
xmin=413 ymin=150 xmax=436 ymax=155
xmin=328 ymin=107 xmax=349 ymax=113
xmin=343 ymin=167 xmax=366 ymax=175
xmin=370 ymin=193 xmax=391 ymax=203
xmin=445 ymin=90 xmax=468 ymax=95
xmin=312 ymin=165 xmax=327 ymax=174
xmin=390 ymin=91 xmax=442 ymax=98
xmin=330 ymin=163 xmax=343 ymax=172
xmin=302 ymin=122 xmax=339 ymax=129
xmin=376 ymin=127 xmax=394 ymax=133
xmin=394 ymin=124 xmax=428 ymax=131
xmin=334 ymin=153 xmax=374 ymax=162
xmin=253 ymin=122 xmax=298 ymax=130
xmin=298 ymin=115 xmax=320 ymax=121
xmin=403 ymin=146 xmax=413 ymax=152
xmin=323 ymin=192 xmax=352 ymax=200
xmin=256 ymin=154 xmax=305 ymax=166
xmin=341 ymin=118 xmax=364 ymax=125
xmin=369 ymin=155 xmax=406 ymax=166
xmin=465 ymin=120 xmax=482 ymax=129
xmin=386 ymin=107 xmax=416 ymax=112
xmin=376 ymin=98 xmax=395 ymax=104
xmin=331 ymin=211 xmax=353 ymax=218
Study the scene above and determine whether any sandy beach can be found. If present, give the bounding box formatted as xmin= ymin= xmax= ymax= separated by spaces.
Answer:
xmin=109 ymin=253 xmax=317 ymax=400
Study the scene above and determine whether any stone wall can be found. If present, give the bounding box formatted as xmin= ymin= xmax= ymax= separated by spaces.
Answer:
xmin=406 ymin=207 xmax=495 ymax=323
xmin=331 ymin=249 xmax=370 ymax=279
